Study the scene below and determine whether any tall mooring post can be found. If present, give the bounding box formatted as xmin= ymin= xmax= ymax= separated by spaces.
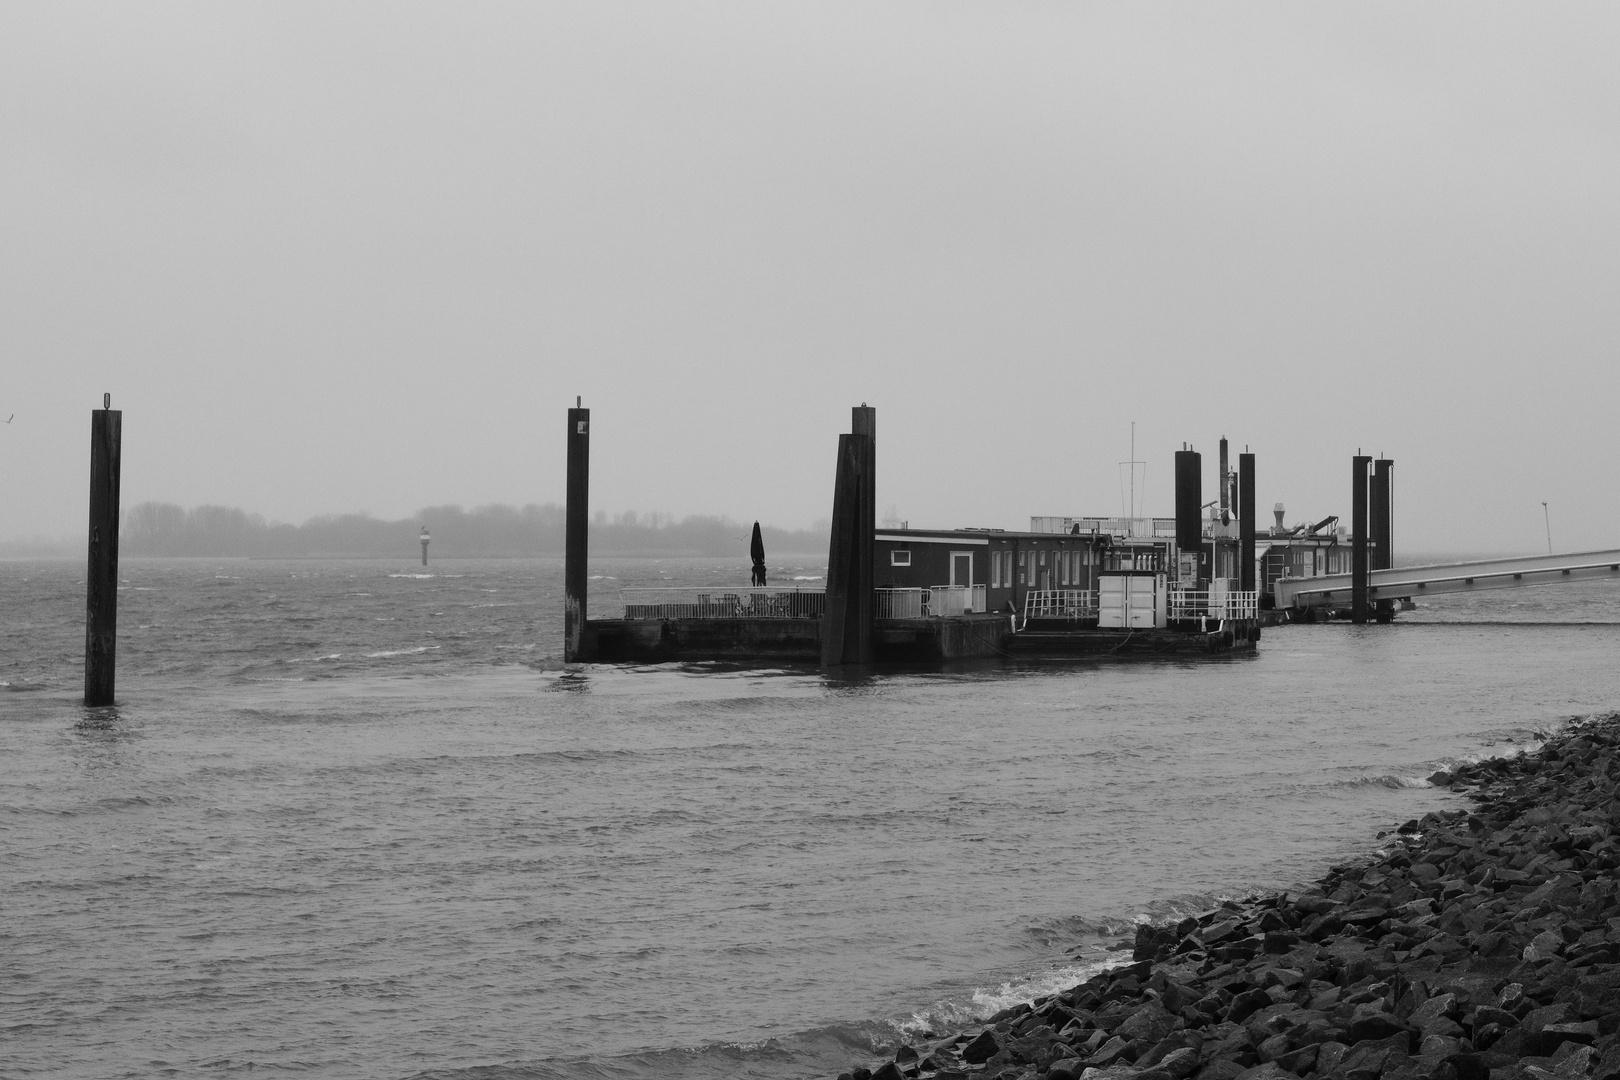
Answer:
xmin=420 ymin=527 xmax=431 ymax=567
xmin=821 ymin=405 xmax=875 ymax=669
xmin=85 ymin=394 xmax=121 ymax=706
xmin=1238 ymin=451 xmax=1256 ymax=593
xmin=1371 ymin=458 xmax=1394 ymax=623
xmin=1174 ymin=446 xmax=1202 ymax=585
xmin=1351 ymin=454 xmax=1371 ymax=624
xmin=1218 ymin=437 xmax=1230 ymax=524
xmin=564 ymin=398 xmax=591 ymax=663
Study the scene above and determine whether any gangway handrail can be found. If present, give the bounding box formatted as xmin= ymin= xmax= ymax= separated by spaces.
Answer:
xmin=1275 ymin=548 xmax=1620 ymax=608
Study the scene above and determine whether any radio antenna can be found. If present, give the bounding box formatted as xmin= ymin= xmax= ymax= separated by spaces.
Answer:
xmin=1118 ymin=421 xmax=1147 ymax=521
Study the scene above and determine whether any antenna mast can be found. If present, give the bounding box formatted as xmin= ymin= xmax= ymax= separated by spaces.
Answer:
xmin=1119 ymin=422 xmax=1147 ymax=521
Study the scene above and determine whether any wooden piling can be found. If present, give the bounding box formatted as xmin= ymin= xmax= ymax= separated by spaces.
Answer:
xmin=1351 ymin=454 xmax=1370 ymax=624
xmin=1371 ymin=458 xmax=1394 ymax=623
xmin=1238 ymin=452 xmax=1256 ymax=594
xmin=821 ymin=406 xmax=875 ymax=669
xmin=85 ymin=398 xmax=121 ymax=706
xmin=564 ymin=400 xmax=591 ymax=662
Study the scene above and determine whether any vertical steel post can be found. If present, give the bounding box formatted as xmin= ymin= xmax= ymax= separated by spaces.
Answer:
xmin=1351 ymin=454 xmax=1370 ymax=624
xmin=1174 ymin=448 xmax=1202 ymax=584
xmin=564 ymin=400 xmax=590 ymax=662
xmin=822 ymin=406 xmax=876 ymax=668
xmin=85 ymin=397 xmax=122 ymax=706
xmin=851 ymin=405 xmax=875 ymax=664
xmin=1238 ymin=452 xmax=1256 ymax=594
xmin=1371 ymin=458 xmax=1394 ymax=623
xmin=1371 ymin=459 xmax=1393 ymax=571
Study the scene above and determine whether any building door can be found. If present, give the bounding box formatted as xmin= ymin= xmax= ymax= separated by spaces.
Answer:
xmin=1127 ymin=576 xmax=1158 ymax=628
xmin=950 ymin=552 xmax=972 ymax=586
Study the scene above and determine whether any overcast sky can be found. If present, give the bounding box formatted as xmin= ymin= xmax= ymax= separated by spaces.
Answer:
xmin=3 ymin=3 xmax=1617 ymax=554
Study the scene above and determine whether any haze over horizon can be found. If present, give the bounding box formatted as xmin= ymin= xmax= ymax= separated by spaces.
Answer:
xmin=4 ymin=4 xmax=1618 ymax=554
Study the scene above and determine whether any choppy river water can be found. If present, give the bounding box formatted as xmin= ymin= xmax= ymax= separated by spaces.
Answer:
xmin=4 ymin=557 xmax=1618 ymax=1079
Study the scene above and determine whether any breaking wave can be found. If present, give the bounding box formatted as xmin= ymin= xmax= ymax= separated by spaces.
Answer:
xmin=364 ymin=645 xmax=443 ymax=658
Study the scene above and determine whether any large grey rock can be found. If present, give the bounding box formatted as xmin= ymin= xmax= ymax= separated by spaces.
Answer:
xmin=1271 ymin=1045 xmax=1318 ymax=1076
xmin=1233 ymin=1063 xmax=1299 ymax=1080
xmin=1201 ymin=919 xmax=1248 ymax=946
xmin=1524 ymin=1045 xmax=1595 ymax=1080
xmin=1408 ymin=994 xmax=1458 ymax=1029
xmin=1420 ymin=1035 xmax=1462 ymax=1058
xmin=1158 ymin=1047 xmax=1201 ymax=1079
xmin=1256 ymin=1034 xmax=1291 ymax=1063
xmin=1086 ymin=1036 xmax=1133 ymax=1068
xmin=1442 ymin=1053 xmax=1489 ymax=1080
xmin=1338 ymin=906 xmax=1391 ymax=926
xmin=1420 ymin=1016 xmax=1463 ymax=1041
xmin=1340 ymin=1033 xmax=1411 ymax=1080
xmin=1315 ymin=1041 xmax=1350 ymax=1075
xmin=1116 ymin=1003 xmax=1180 ymax=1045
xmin=1227 ymin=990 xmax=1272 ymax=1024
xmin=1081 ymin=1067 xmax=1143 ymax=1080
xmin=1470 ymin=1005 xmax=1517 ymax=1031
xmin=1136 ymin=923 xmax=1181 ymax=962
xmin=961 ymin=1030 xmax=999 ymax=1065
xmin=1348 ymin=1012 xmax=1412 ymax=1048
xmin=1523 ymin=929 xmax=1564 ymax=962
xmin=1538 ymin=1021 xmax=1599 ymax=1055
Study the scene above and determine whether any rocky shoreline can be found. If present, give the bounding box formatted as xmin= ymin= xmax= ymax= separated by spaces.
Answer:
xmin=837 ymin=713 xmax=1620 ymax=1080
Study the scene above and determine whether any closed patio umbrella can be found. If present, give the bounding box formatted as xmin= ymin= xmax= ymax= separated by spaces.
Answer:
xmin=750 ymin=521 xmax=766 ymax=586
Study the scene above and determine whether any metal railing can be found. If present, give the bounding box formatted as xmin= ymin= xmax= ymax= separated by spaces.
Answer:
xmin=1168 ymin=589 xmax=1259 ymax=621
xmin=620 ymin=586 xmax=826 ymax=620
xmin=620 ymin=584 xmax=1001 ymax=621
xmin=1023 ymin=589 xmax=1098 ymax=620
xmin=1274 ymin=548 xmax=1620 ymax=609
xmin=874 ymin=588 xmax=925 ymax=619
xmin=1030 ymin=516 xmax=1178 ymax=538
xmin=927 ymin=584 xmax=987 ymax=616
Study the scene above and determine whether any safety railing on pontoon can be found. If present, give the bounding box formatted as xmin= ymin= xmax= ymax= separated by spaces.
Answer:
xmin=1029 ymin=516 xmax=1178 ymax=538
xmin=1167 ymin=589 xmax=1259 ymax=621
xmin=1023 ymin=589 xmax=1098 ymax=620
xmin=874 ymin=588 xmax=925 ymax=619
xmin=619 ymin=586 xmax=826 ymax=620
xmin=926 ymin=584 xmax=987 ymax=616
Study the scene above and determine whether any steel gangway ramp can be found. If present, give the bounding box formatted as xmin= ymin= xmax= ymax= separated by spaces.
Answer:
xmin=1275 ymin=549 xmax=1620 ymax=610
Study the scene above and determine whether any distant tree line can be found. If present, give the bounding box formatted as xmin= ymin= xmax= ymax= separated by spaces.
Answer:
xmin=111 ymin=502 xmax=830 ymax=559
